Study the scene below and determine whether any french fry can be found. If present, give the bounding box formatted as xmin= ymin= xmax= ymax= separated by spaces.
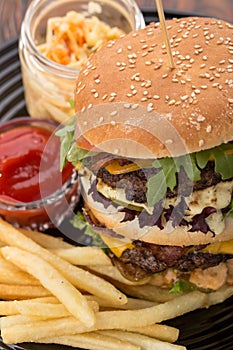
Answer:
xmin=1 ymin=246 xmax=95 ymax=327
xmin=0 ymin=292 xmax=206 ymax=344
xmin=0 ymin=283 xmax=51 ymax=300
xmin=98 ymin=330 xmax=186 ymax=350
xmin=20 ymin=228 xmax=73 ymax=249
xmin=39 ymin=332 xmax=140 ymax=350
xmin=16 ymin=300 xmax=99 ymax=318
xmin=205 ymin=285 xmax=233 ymax=307
xmin=0 ymin=316 xmax=85 ymax=343
xmin=0 ymin=219 xmax=127 ymax=306
xmin=123 ymin=324 xmax=179 ymax=343
xmin=115 ymin=281 xmax=177 ymax=303
xmin=88 ymin=265 xmax=150 ymax=286
xmin=51 ymin=246 xmax=112 ymax=266
xmin=0 ymin=255 xmax=39 ymax=286
xmin=0 ymin=297 xmax=59 ymax=316
xmin=85 ymin=295 xmax=158 ymax=310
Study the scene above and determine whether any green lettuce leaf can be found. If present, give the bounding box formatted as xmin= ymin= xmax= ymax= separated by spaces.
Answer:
xmin=56 ymin=116 xmax=97 ymax=170
xmin=196 ymin=143 xmax=233 ymax=180
xmin=71 ymin=212 xmax=106 ymax=248
xmin=56 ymin=116 xmax=76 ymax=171
xmin=169 ymin=279 xmax=196 ymax=294
xmin=146 ymin=154 xmax=201 ymax=207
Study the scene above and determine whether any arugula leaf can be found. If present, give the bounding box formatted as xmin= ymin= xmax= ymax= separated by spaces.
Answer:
xmin=146 ymin=154 xmax=201 ymax=207
xmin=147 ymin=170 xmax=167 ymax=208
xmin=169 ymin=279 xmax=196 ymax=294
xmin=178 ymin=153 xmax=201 ymax=182
xmin=196 ymin=143 xmax=233 ymax=180
xmin=71 ymin=212 xmax=106 ymax=248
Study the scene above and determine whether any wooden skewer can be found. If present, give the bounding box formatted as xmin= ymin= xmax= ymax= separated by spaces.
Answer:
xmin=155 ymin=0 xmax=175 ymax=69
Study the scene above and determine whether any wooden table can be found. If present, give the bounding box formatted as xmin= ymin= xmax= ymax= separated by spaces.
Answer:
xmin=0 ymin=0 xmax=232 ymax=46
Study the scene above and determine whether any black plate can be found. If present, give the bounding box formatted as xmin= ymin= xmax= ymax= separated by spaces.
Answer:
xmin=0 ymin=9 xmax=233 ymax=350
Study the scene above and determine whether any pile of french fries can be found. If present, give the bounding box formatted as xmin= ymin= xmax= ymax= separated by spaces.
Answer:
xmin=0 ymin=218 xmax=233 ymax=350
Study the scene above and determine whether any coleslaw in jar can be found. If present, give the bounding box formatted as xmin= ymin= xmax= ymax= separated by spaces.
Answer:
xmin=19 ymin=0 xmax=145 ymax=122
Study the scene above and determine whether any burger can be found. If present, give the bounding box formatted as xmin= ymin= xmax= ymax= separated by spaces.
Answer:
xmin=60 ymin=17 xmax=233 ymax=293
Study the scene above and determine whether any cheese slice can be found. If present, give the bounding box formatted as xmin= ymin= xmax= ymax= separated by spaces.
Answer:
xmin=101 ymin=234 xmax=233 ymax=258
xmin=201 ymin=239 xmax=233 ymax=255
xmin=100 ymin=234 xmax=134 ymax=258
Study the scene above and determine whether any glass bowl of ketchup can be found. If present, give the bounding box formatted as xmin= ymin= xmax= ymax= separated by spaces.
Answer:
xmin=0 ymin=117 xmax=80 ymax=231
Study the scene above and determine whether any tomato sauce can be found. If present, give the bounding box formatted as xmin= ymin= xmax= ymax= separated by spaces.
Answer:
xmin=0 ymin=124 xmax=73 ymax=203
xmin=0 ymin=118 xmax=79 ymax=230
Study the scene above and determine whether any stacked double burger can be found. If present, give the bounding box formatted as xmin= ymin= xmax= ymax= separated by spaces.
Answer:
xmin=64 ymin=17 xmax=233 ymax=293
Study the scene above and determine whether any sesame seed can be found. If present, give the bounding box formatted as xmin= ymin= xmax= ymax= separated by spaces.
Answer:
xmin=168 ymin=99 xmax=176 ymax=105
xmin=147 ymin=103 xmax=154 ymax=112
xmin=102 ymin=94 xmax=108 ymax=100
xmin=153 ymin=95 xmax=160 ymax=100
xmin=117 ymin=48 xmax=123 ymax=54
xmin=165 ymin=139 xmax=173 ymax=144
xmin=132 ymin=104 xmax=139 ymax=109
xmin=206 ymin=125 xmax=212 ymax=133
xmin=141 ymin=97 xmax=148 ymax=102
xmin=197 ymin=116 xmax=205 ymax=122
xmin=124 ymin=103 xmax=131 ymax=109
xmin=199 ymin=140 xmax=204 ymax=147
xmin=94 ymin=92 xmax=99 ymax=98
xmin=180 ymin=95 xmax=189 ymax=101
xmin=228 ymin=98 xmax=233 ymax=104
xmin=200 ymin=85 xmax=208 ymax=89
xmin=110 ymin=120 xmax=116 ymax=125
xmin=110 ymin=111 xmax=118 ymax=117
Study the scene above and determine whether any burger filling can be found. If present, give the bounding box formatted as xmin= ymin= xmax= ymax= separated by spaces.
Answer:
xmin=57 ymin=121 xmax=233 ymax=288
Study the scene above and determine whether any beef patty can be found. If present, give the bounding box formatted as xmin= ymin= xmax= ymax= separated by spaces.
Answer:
xmin=97 ymin=161 xmax=222 ymax=203
xmin=111 ymin=240 xmax=233 ymax=281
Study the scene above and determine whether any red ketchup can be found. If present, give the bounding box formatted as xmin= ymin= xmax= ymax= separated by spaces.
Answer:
xmin=0 ymin=118 xmax=79 ymax=230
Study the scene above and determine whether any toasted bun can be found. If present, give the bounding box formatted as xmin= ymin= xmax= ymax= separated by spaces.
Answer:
xmin=80 ymin=174 xmax=233 ymax=246
xmin=74 ymin=17 xmax=233 ymax=159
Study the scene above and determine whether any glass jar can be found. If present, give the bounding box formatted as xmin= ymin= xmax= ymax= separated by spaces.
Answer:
xmin=0 ymin=117 xmax=80 ymax=231
xmin=19 ymin=0 xmax=145 ymax=122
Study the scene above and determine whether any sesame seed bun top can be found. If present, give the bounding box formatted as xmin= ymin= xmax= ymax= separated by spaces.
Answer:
xmin=74 ymin=17 xmax=233 ymax=159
